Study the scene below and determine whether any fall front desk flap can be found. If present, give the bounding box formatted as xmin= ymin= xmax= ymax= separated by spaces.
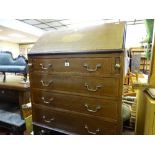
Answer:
xmin=29 ymin=22 xmax=126 ymax=55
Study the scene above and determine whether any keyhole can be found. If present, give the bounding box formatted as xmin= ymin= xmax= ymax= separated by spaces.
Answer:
xmin=65 ymin=60 xmax=70 ymax=67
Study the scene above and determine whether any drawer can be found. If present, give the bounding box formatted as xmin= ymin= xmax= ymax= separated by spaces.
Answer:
xmin=32 ymin=105 xmax=118 ymax=135
xmin=30 ymin=74 xmax=119 ymax=98
xmin=30 ymin=57 xmax=115 ymax=76
xmin=32 ymin=90 xmax=118 ymax=121
xmin=0 ymin=89 xmax=19 ymax=104
xmin=33 ymin=123 xmax=66 ymax=135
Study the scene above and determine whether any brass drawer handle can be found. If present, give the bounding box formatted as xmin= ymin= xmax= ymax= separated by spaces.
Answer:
xmin=84 ymin=83 xmax=102 ymax=92
xmin=39 ymin=129 xmax=50 ymax=135
xmin=85 ymin=125 xmax=100 ymax=135
xmin=40 ymin=63 xmax=52 ymax=70
xmin=41 ymin=97 xmax=54 ymax=104
xmin=42 ymin=115 xmax=55 ymax=123
xmin=84 ymin=104 xmax=101 ymax=113
xmin=83 ymin=63 xmax=101 ymax=72
xmin=115 ymin=63 xmax=120 ymax=69
xmin=40 ymin=129 xmax=46 ymax=134
xmin=40 ymin=80 xmax=53 ymax=87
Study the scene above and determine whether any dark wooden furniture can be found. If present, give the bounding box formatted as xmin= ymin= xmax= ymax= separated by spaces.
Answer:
xmin=0 ymin=78 xmax=30 ymax=134
xmin=0 ymin=102 xmax=26 ymax=135
xmin=0 ymin=80 xmax=30 ymax=117
xmin=28 ymin=22 xmax=126 ymax=135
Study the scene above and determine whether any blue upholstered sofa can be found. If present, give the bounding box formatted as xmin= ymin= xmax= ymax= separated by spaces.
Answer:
xmin=0 ymin=51 xmax=28 ymax=82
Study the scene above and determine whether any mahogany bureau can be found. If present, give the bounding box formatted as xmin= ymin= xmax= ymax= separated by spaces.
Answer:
xmin=28 ymin=22 xmax=126 ymax=135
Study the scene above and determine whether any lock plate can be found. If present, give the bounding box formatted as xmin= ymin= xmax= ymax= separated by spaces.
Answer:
xmin=65 ymin=61 xmax=70 ymax=67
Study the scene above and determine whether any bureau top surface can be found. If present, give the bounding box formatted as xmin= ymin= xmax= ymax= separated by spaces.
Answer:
xmin=0 ymin=79 xmax=29 ymax=91
xmin=29 ymin=22 xmax=126 ymax=55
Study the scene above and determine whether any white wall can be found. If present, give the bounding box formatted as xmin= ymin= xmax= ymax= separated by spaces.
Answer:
xmin=125 ymin=24 xmax=147 ymax=48
xmin=0 ymin=24 xmax=147 ymax=57
xmin=19 ymin=44 xmax=34 ymax=58
xmin=0 ymin=41 xmax=20 ymax=58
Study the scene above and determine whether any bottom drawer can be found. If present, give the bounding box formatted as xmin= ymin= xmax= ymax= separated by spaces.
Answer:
xmin=32 ymin=105 xmax=120 ymax=135
xmin=33 ymin=123 xmax=66 ymax=135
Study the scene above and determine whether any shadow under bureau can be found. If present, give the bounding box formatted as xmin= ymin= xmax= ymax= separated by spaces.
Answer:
xmin=28 ymin=22 xmax=126 ymax=135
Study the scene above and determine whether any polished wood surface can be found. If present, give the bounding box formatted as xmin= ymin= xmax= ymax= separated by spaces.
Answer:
xmin=32 ymin=57 xmax=114 ymax=75
xmin=31 ymin=74 xmax=119 ymax=98
xmin=29 ymin=22 xmax=125 ymax=55
xmin=29 ymin=53 xmax=122 ymax=76
xmin=32 ymin=104 xmax=118 ymax=135
xmin=0 ymin=76 xmax=30 ymax=118
xmin=32 ymin=90 xmax=118 ymax=121
xmin=28 ymin=23 xmax=125 ymax=134
xmin=0 ymin=80 xmax=29 ymax=91
xmin=29 ymin=53 xmax=124 ymax=135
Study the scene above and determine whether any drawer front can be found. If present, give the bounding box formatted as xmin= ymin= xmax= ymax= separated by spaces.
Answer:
xmin=0 ymin=89 xmax=19 ymax=103
xmin=32 ymin=90 xmax=118 ymax=121
xmin=31 ymin=57 xmax=115 ymax=75
xmin=33 ymin=123 xmax=66 ymax=135
xmin=31 ymin=74 xmax=119 ymax=97
xmin=32 ymin=105 xmax=118 ymax=135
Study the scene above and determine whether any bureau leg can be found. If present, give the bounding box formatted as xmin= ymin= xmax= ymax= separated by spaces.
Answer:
xmin=3 ymin=72 xmax=6 ymax=82
xmin=23 ymin=73 xmax=27 ymax=82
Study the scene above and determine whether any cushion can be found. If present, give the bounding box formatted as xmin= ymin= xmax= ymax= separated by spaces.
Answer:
xmin=0 ymin=109 xmax=25 ymax=127
xmin=0 ymin=53 xmax=14 ymax=65
xmin=0 ymin=52 xmax=28 ymax=74
xmin=122 ymin=103 xmax=131 ymax=122
xmin=0 ymin=65 xmax=26 ymax=73
xmin=13 ymin=57 xmax=27 ymax=65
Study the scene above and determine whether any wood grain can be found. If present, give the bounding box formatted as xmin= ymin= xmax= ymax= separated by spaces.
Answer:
xmin=32 ymin=90 xmax=118 ymax=121
xmin=28 ymin=22 xmax=125 ymax=135
xmin=32 ymin=104 xmax=118 ymax=135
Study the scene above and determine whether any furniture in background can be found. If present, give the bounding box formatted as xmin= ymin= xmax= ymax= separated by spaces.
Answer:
xmin=149 ymin=22 xmax=155 ymax=85
xmin=22 ymin=103 xmax=32 ymax=134
xmin=129 ymin=47 xmax=150 ymax=74
xmin=0 ymin=77 xmax=30 ymax=134
xmin=0 ymin=51 xmax=28 ymax=82
xmin=133 ymin=83 xmax=155 ymax=134
xmin=0 ymin=102 xmax=26 ymax=135
xmin=124 ymin=48 xmax=150 ymax=131
xmin=28 ymin=22 xmax=126 ymax=134
xmin=122 ymin=95 xmax=136 ymax=129
xmin=144 ymin=89 xmax=155 ymax=134
xmin=140 ymin=56 xmax=150 ymax=73
xmin=135 ymin=22 xmax=155 ymax=135
xmin=142 ymin=21 xmax=155 ymax=135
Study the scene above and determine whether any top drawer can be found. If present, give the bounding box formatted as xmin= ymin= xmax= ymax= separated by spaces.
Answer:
xmin=29 ymin=57 xmax=120 ymax=76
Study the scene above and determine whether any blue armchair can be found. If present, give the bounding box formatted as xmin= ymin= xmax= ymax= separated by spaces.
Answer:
xmin=0 ymin=51 xmax=28 ymax=82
